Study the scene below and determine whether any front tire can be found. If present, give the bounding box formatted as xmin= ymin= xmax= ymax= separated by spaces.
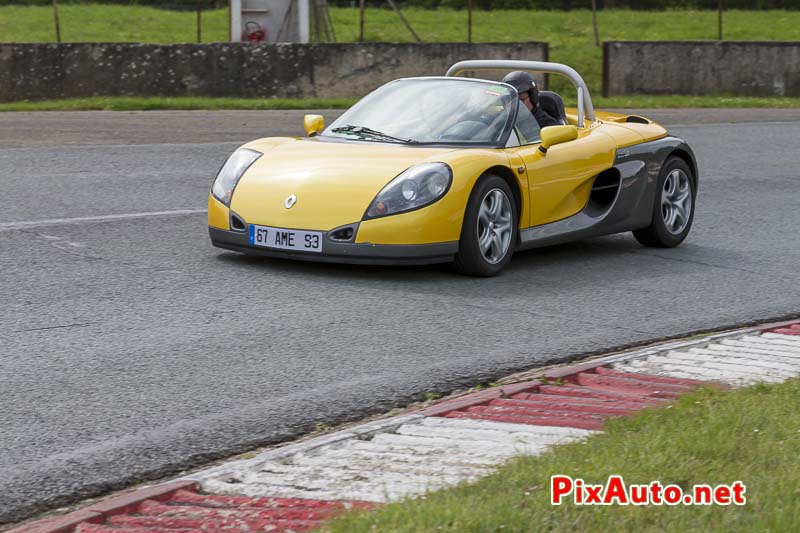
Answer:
xmin=633 ymin=157 xmax=696 ymax=248
xmin=454 ymin=175 xmax=517 ymax=277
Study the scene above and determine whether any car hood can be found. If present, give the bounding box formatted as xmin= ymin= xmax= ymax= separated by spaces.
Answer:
xmin=230 ymin=137 xmax=458 ymax=230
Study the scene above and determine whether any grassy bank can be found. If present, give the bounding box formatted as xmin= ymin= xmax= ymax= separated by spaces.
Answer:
xmin=327 ymin=379 xmax=800 ymax=531
xmin=3 ymin=95 xmax=800 ymax=112
xmin=0 ymin=96 xmax=358 ymax=112
xmin=3 ymin=6 xmax=800 ymax=96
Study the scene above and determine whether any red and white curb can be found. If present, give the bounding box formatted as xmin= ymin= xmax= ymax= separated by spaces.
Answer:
xmin=9 ymin=319 xmax=800 ymax=532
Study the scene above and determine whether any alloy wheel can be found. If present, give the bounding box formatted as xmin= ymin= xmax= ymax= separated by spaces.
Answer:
xmin=477 ymin=188 xmax=513 ymax=264
xmin=661 ymin=169 xmax=693 ymax=235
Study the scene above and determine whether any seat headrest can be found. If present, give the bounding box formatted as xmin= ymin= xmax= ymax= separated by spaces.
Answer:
xmin=538 ymin=91 xmax=567 ymax=126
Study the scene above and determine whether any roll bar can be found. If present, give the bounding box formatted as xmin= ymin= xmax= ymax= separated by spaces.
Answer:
xmin=445 ymin=60 xmax=596 ymax=127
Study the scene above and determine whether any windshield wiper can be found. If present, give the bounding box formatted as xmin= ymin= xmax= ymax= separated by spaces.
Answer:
xmin=329 ymin=125 xmax=418 ymax=144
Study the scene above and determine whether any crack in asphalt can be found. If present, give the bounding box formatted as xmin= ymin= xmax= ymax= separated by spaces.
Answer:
xmin=18 ymin=228 xmax=184 ymax=273
xmin=13 ymin=323 xmax=92 ymax=333
xmin=0 ymin=209 xmax=206 ymax=232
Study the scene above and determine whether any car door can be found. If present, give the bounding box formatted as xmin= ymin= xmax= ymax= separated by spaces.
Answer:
xmin=506 ymin=105 xmax=617 ymax=227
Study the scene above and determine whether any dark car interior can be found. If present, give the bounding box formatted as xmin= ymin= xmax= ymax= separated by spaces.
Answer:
xmin=538 ymin=91 xmax=568 ymax=126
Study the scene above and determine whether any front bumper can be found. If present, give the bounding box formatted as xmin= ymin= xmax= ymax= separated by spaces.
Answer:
xmin=209 ymin=227 xmax=458 ymax=266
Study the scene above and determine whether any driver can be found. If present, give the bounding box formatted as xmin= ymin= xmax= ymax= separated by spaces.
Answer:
xmin=502 ymin=71 xmax=559 ymax=129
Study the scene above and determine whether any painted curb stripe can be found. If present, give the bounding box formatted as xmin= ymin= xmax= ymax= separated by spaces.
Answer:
xmin=9 ymin=484 xmax=368 ymax=533
xmin=5 ymin=482 xmax=197 ymax=533
xmin=5 ymin=510 xmax=104 ymax=533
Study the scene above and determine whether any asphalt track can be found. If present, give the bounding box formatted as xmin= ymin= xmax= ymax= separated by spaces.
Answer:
xmin=1 ymin=109 xmax=800 ymax=524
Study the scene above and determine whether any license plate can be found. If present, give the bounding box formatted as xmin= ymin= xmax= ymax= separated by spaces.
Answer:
xmin=249 ymin=224 xmax=323 ymax=253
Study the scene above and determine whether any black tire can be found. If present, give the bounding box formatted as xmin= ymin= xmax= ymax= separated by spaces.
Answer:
xmin=633 ymin=157 xmax=696 ymax=248
xmin=454 ymin=174 xmax=518 ymax=277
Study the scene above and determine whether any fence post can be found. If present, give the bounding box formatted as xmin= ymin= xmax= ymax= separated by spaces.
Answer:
xmin=467 ymin=0 xmax=472 ymax=44
xmin=386 ymin=0 xmax=420 ymax=43
xmin=359 ymin=0 xmax=365 ymax=42
xmin=197 ymin=0 xmax=202 ymax=43
xmin=52 ymin=0 xmax=61 ymax=43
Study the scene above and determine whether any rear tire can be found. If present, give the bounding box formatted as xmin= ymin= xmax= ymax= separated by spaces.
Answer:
xmin=633 ymin=157 xmax=695 ymax=248
xmin=454 ymin=175 xmax=517 ymax=277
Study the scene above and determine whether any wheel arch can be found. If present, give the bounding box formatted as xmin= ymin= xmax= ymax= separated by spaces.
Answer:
xmin=667 ymin=148 xmax=699 ymax=190
xmin=482 ymin=165 xmax=523 ymax=219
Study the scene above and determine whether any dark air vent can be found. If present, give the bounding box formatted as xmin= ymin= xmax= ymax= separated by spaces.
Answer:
xmin=330 ymin=226 xmax=356 ymax=242
xmin=230 ymin=213 xmax=246 ymax=232
xmin=586 ymin=169 xmax=621 ymax=216
xmin=625 ymin=115 xmax=650 ymax=124
xmin=329 ymin=225 xmax=356 ymax=242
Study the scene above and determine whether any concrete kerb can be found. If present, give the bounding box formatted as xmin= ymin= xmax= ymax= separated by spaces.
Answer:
xmin=416 ymin=336 xmax=744 ymax=418
xmin=181 ymin=414 xmax=425 ymax=483
xmin=756 ymin=317 xmax=800 ymax=332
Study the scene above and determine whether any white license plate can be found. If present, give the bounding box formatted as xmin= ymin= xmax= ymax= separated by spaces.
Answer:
xmin=249 ymin=224 xmax=323 ymax=253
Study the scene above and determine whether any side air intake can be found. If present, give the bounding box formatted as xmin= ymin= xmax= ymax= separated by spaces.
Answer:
xmin=585 ymin=169 xmax=621 ymax=216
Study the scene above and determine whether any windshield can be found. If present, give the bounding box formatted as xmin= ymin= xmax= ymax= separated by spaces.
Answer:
xmin=322 ymin=78 xmax=517 ymax=146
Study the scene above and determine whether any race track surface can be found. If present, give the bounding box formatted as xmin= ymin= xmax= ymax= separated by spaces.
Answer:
xmin=1 ymin=109 xmax=799 ymax=523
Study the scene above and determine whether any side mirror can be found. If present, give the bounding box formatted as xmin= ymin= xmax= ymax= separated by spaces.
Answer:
xmin=539 ymin=125 xmax=578 ymax=155
xmin=304 ymin=114 xmax=325 ymax=137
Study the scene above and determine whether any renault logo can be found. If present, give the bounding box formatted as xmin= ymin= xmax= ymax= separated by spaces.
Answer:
xmin=284 ymin=194 xmax=297 ymax=209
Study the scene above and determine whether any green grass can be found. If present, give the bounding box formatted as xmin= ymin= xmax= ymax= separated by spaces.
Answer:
xmin=3 ymin=6 xmax=800 ymax=107
xmin=331 ymin=8 xmax=800 ymax=94
xmin=0 ymin=4 xmax=230 ymax=44
xmin=327 ymin=380 xmax=800 ymax=531
xmin=3 ymin=94 xmax=799 ymax=112
xmin=0 ymin=96 xmax=358 ymax=111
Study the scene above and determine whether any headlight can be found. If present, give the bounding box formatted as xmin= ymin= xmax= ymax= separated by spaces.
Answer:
xmin=211 ymin=148 xmax=262 ymax=206
xmin=364 ymin=162 xmax=452 ymax=219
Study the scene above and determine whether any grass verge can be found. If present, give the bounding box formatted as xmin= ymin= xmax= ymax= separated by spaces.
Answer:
xmin=327 ymin=379 xmax=800 ymax=531
xmin=0 ymin=96 xmax=358 ymax=112
xmin=3 ymin=95 xmax=800 ymax=112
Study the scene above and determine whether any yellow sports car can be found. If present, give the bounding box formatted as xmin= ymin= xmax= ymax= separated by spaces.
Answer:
xmin=208 ymin=60 xmax=697 ymax=276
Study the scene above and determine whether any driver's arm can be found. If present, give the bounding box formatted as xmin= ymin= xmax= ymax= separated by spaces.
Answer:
xmin=534 ymin=107 xmax=560 ymax=128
